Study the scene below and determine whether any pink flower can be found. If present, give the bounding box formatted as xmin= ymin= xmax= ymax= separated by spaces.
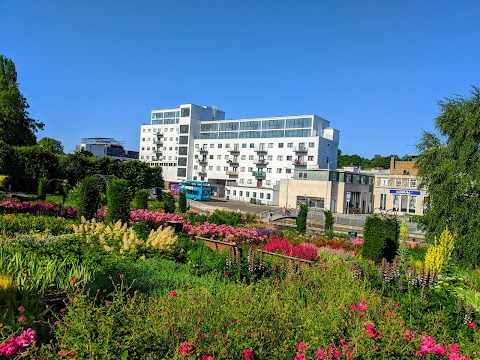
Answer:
xmin=404 ymin=330 xmax=414 ymax=341
xmin=71 ymin=277 xmax=78 ymax=283
xmin=468 ymin=322 xmax=477 ymax=328
xmin=357 ymin=299 xmax=368 ymax=311
xmin=349 ymin=304 xmax=356 ymax=310
xmin=17 ymin=316 xmax=27 ymax=323
xmin=179 ymin=341 xmax=193 ymax=356
xmin=296 ymin=341 xmax=308 ymax=352
xmin=315 ymin=349 xmax=326 ymax=359
xmin=0 ymin=339 xmax=19 ymax=356
xmin=198 ymin=318 xmax=203 ymax=323
xmin=202 ymin=356 xmax=214 ymax=360
xmin=394 ymin=303 xmax=400 ymax=308
xmin=449 ymin=344 xmax=458 ymax=353
xmin=171 ymin=290 xmax=177 ymax=297
xmin=294 ymin=354 xmax=306 ymax=360
xmin=18 ymin=306 xmax=26 ymax=313
xmin=242 ymin=349 xmax=253 ymax=360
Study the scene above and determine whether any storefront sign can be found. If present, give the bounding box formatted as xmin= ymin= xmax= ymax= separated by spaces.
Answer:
xmin=389 ymin=189 xmax=421 ymax=196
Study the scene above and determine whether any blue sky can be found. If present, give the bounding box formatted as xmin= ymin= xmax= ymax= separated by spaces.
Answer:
xmin=2 ymin=1 xmax=479 ymax=158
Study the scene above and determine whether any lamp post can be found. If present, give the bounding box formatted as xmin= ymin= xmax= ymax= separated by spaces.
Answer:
xmin=285 ymin=171 xmax=290 ymax=209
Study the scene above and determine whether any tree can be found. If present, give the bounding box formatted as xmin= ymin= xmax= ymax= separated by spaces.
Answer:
xmin=38 ymin=137 xmax=64 ymax=154
xmin=162 ymin=192 xmax=176 ymax=214
xmin=0 ymin=55 xmax=44 ymax=146
xmin=178 ymin=191 xmax=187 ymax=213
xmin=296 ymin=204 xmax=308 ymax=233
xmin=416 ymin=86 xmax=480 ymax=268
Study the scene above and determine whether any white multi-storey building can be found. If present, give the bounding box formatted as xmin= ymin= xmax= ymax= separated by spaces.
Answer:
xmin=139 ymin=104 xmax=340 ymax=205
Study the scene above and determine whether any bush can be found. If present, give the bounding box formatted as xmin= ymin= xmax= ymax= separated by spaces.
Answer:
xmin=208 ymin=209 xmax=243 ymax=226
xmin=106 ymin=179 xmax=131 ymax=224
xmin=178 ymin=191 xmax=187 ymax=213
xmin=362 ymin=215 xmax=399 ymax=263
xmin=162 ymin=192 xmax=175 ymax=214
xmin=37 ymin=177 xmax=48 ymax=201
xmin=133 ymin=189 xmax=149 ymax=210
xmin=80 ymin=176 xmax=103 ymax=220
xmin=324 ymin=209 xmax=334 ymax=230
xmin=296 ymin=204 xmax=308 ymax=233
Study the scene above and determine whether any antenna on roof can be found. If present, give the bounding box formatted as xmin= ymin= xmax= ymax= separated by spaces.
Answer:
xmin=212 ymin=106 xmax=217 ymax=120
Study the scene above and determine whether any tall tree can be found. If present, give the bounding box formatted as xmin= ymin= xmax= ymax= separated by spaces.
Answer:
xmin=0 ymin=55 xmax=44 ymax=145
xmin=38 ymin=137 xmax=64 ymax=154
xmin=416 ymin=86 xmax=480 ymax=267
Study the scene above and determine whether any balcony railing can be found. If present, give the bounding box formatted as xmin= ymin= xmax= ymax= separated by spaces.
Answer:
xmin=153 ymin=140 xmax=163 ymax=145
xmin=292 ymin=160 xmax=307 ymax=166
xmin=254 ymin=159 xmax=268 ymax=166
xmin=294 ymin=146 xmax=308 ymax=153
xmin=197 ymin=147 xmax=208 ymax=153
xmin=155 ymin=132 xmax=164 ymax=137
xmin=198 ymin=169 xmax=207 ymax=175
xmin=252 ymin=171 xmax=266 ymax=177
xmin=226 ymin=170 xmax=239 ymax=176
xmin=254 ymin=147 xmax=268 ymax=153
xmin=227 ymin=158 xmax=239 ymax=165
xmin=228 ymin=146 xmax=240 ymax=153
xmin=197 ymin=157 xmax=208 ymax=163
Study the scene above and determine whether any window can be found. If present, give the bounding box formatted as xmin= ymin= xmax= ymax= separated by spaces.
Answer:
xmin=217 ymin=155 xmax=221 ymax=159
xmin=268 ymin=143 xmax=274 ymax=148
xmin=225 ymin=155 xmax=229 ymax=160
xmin=208 ymin=166 xmax=213 ymax=170
xmin=249 ymin=155 xmax=254 ymax=160
xmin=299 ymin=172 xmax=307 ymax=179
xmin=308 ymin=156 xmax=314 ymax=161
xmin=409 ymin=179 xmax=417 ymax=188
xmin=309 ymin=142 xmax=315 ymax=147
xmin=287 ymin=143 xmax=293 ymax=148
xmin=266 ymin=180 xmax=271 ymax=186
xmin=210 ymin=144 xmax=214 ymax=148
xmin=278 ymin=143 xmax=284 ymax=148
xmin=267 ymin=194 xmax=271 ymax=200
xmin=181 ymin=107 xmax=190 ymax=117
xmin=277 ymin=168 xmax=282 ymax=173
xmin=239 ymin=191 xmax=243 ymax=196
xmin=233 ymin=190 xmax=236 ymax=195
xmin=246 ymin=191 xmax=250 ymax=197
xmin=216 ymin=166 xmax=221 ymax=171
xmin=241 ymin=155 xmax=246 ymax=160
xmin=250 ymin=143 xmax=254 ymax=148
xmin=287 ymin=155 xmax=292 ymax=161
xmin=209 ymin=155 xmax=214 ymax=159
xmin=247 ymin=179 xmax=253 ymax=184
xmin=277 ymin=155 xmax=283 ymax=161
xmin=242 ymin=143 xmax=247 ymax=148
xmin=267 ymin=168 xmax=272 ymax=173
xmin=147 ymin=147 xmax=150 ymax=150
xmin=240 ymin=167 xmax=245 ymax=172
xmin=268 ymin=155 xmax=273 ymax=160
xmin=248 ymin=167 xmax=253 ymax=172
xmin=260 ymin=193 xmax=264 ymax=199
xmin=252 ymin=192 xmax=256 ymax=198
xmin=218 ymin=144 xmax=222 ymax=148
xmin=224 ymin=166 xmax=228 ymax=171
xmin=179 ymin=125 xmax=189 ymax=133
xmin=142 ymin=138 xmax=145 ymax=142
xmin=395 ymin=178 xmax=402 ymax=187
xmin=239 ymin=178 xmax=245 ymax=184
xmin=141 ymin=147 xmax=145 ymax=151
xmin=286 ymin=168 xmax=292 ymax=174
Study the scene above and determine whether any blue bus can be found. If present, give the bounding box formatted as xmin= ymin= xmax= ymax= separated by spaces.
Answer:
xmin=180 ymin=180 xmax=212 ymax=201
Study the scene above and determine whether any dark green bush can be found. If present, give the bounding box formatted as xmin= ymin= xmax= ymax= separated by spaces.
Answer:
xmin=324 ymin=209 xmax=334 ymax=230
xmin=362 ymin=215 xmax=399 ymax=263
xmin=106 ymin=179 xmax=131 ymax=224
xmin=296 ymin=204 xmax=308 ymax=233
xmin=133 ymin=189 xmax=149 ymax=210
xmin=80 ymin=176 xmax=103 ymax=220
xmin=37 ymin=177 xmax=48 ymax=200
xmin=178 ymin=191 xmax=187 ymax=213
xmin=208 ymin=209 xmax=243 ymax=226
xmin=162 ymin=192 xmax=175 ymax=214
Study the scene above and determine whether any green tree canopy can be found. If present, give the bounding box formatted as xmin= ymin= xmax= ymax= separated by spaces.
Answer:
xmin=38 ymin=137 xmax=64 ymax=154
xmin=0 ymin=55 xmax=44 ymax=146
xmin=416 ymin=86 xmax=480 ymax=267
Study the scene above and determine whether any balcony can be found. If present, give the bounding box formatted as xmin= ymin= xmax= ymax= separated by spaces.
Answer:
xmin=197 ymin=157 xmax=208 ymax=164
xmin=155 ymin=132 xmax=164 ymax=138
xmin=228 ymin=145 xmax=240 ymax=153
xmin=153 ymin=140 xmax=163 ymax=146
xmin=197 ymin=147 xmax=208 ymax=154
xmin=253 ymin=159 xmax=268 ymax=166
xmin=198 ymin=168 xmax=207 ymax=175
xmin=252 ymin=171 xmax=266 ymax=177
xmin=292 ymin=160 xmax=307 ymax=166
xmin=227 ymin=158 xmax=239 ymax=166
xmin=294 ymin=146 xmax=308 ymax=153
xmin=155 ymin=148 xmax=163 ymax=156
xmin=254 ymin=147 xmax=268 ymax=153
xmin=226 ymin=170 xmax=239 ymax=176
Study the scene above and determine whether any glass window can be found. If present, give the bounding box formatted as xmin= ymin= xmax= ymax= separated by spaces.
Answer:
xmin=308 ymin=156 xmax=314 ymax=161
xmin=209 ymin=155 xmax=214 ymax=159
xmin=267 ymin=168 xmax=272 ymax=173
xmin=287 ymin=155 xmax=292 ymax=161
xmin=277 ymin=168 xmax=282 ymax=173
xmin=239 ymin=191 xmax=243 ymax=196
xmin=219 ymin=122 xmax=239 ymax=131
xmin=268 ymin=155 xmax=273 ymax=160
xmin=178 ymin=147 xmax=187 ymax=155
xmin=248 ymin=167 xmax=253 ymax=172
xmin=216 ymin=166 xmax=221 ymax=171
xmin=218 ymin=144 xmax=222 ymax=148
xmin=179 ymin=136 xmax=188 ymax=145
xmin=250 ymin=143 xmax=255 ymax=148
xmin=247 ymin=179 xmax=253 ymax=184
xmin=277 ymin=155 xmax=283 ymax=161
xmin=200 ymin=123 xmax=218 ymax=132
xmin=262 ymin=119 xmax=285 ymax=129
xmin=181 ymin=108 xmax=190 ymax=117
xmin=210 ymin=144 xmax=214 ymax=148
xmin=242 ymin=143 xmax=247 ymax=148
xmin=395 ymin=178 xmax=402 ymax=187
xmin=252 ymin=191 xmax=256 ymax=197
xmin=287 ymin=143 xmax=293 ymax=148
xmin=217 ymin=155 xmax=221 ymax=159
xmin=249 ymin=155 xmax=254 ymax=160
xmin=309 ymin=142 xmax=315 ymax=147
xmin=260 ymin=193 xmax=264 ymax=199
xmin=285 ymin=117 xmax=312 ymax=128
xmin=240 ymin=167 xmax=245 ymax=172
xmin=239 ymin=121 xmax=261 ymax=130
xmin=267 ymin=193 xmax=271 ymax=200
xmin=278 ymin=143 xmax=284 ymax=148
xmin=246 ymin=191 xmax=250 ymax=197
xmin=268 ymin=143 xmax=274 ymax=148
xmin=286 ymin=168 xmax=292 ymax=174
xmin=209 ymin=166 xmax=213 ymax=170
xmin=180 ymin=125 xmax=189 ymax=133
xmin=241 ymin=155 xmax=246 ymax=160
xmin=409 ymin=179 xmax=417 ymax=188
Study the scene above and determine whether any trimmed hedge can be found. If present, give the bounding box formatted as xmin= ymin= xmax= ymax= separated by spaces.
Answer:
xmin=362 ymin=215 xmax=399 ymax=263
xmin=133 ymin=189 xmax=150 ymax=210
xmin=106 ymin=179 xmax=131 ymax=224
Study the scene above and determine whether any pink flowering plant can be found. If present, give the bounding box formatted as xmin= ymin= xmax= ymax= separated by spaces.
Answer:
xmin=0 ymin=199 xmax=78 ymax=219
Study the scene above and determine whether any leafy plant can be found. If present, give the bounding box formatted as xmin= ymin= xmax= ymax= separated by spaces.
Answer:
xmin=133 ymin=189 xmax=149 ymax=210
xmin=106 ymin=179 xmax=131 ymax=224
xmin=178 ymin=191 xmax=187 ymax=213
xmin=296 ymin=204 xmax=308 ymax=233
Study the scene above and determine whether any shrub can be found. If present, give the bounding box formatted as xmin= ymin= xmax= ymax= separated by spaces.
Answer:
xmin=37 ymin=177 xmax=48 ymax=201
xmin=208 ymin=209 xmax=243 ymax=226
xmin=79 ymin=176 xmax=103 ymax=220
xmin=133 ymin=189 xmax=149 ymax=210
xmin=178 ymin=191 xmax=187 ymax=213
xmin=162 ymin=192 xmax=175 ymax=214
xmin=106 ymin=179 xmax=131 ymax=224
xmin=0 ymin=214 xmax=75 ymax=236
xmin=0 ymin=175 xmax=9 ymax=191
xmin=324 ymin=209 xmax=334 ymax=230
xmin=362 ymin=215 xmax=398 ymax=263
xmin=296 ymin=204 xmax=308 ymax=233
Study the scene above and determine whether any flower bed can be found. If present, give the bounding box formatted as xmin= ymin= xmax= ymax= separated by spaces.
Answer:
xmin=0 ymin=200 xmax=77 ymax=219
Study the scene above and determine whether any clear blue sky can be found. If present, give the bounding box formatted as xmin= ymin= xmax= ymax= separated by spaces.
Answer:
xmin=2 ymin=1 xmax=479 ymax=158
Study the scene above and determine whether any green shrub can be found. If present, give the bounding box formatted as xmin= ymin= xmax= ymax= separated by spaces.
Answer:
xmin=37 ymin=177 xmax=48 ymax=200
xmin=362 ymin=215 xmax=399 ymax=263
xmin=133 ymin=189 xmax=149 ymax=210
xmin=324 ymin=209 xmax=334 ymax=230
xmin=208 ymin=209 xmax=243 ymax=226
xmin=296 ymin=203 xmax=308 ymax=233
xmin=106 ymin=179 xmax=131 ymax=224
xmin=162 ymin=192 xmax=175 ymax=214
xmin=178 ymin=191 xmax=187 ymax=213
xmin=0 ymin=214 xmax=75 ymax=236
xmin=80 ymin=176 xmax=103 ymax=220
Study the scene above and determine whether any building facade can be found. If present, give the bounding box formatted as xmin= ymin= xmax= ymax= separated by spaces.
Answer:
xmin=278 ymin=168 xmax=374 ymax=214
xmin=372 ymin=156 xmax=427 ymax=216
xmin=75 ymin=138 xmax=139 ymax=161
xmin=139 ymin=104 xmax=340 ymax=204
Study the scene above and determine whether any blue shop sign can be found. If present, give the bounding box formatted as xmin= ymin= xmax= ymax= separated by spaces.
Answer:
xmin=389 ymin=189 xmax=421 ymax=196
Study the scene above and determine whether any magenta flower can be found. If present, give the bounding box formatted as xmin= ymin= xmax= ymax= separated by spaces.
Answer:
xmin=242 ymin=349 xmax=253 ymax=360
xmin=17 ymin=316 xmax=27 ymax=323
xmin=17 ymin=306 xmax=26 ymax=313
xmin=296 ymin=341 xmax=308 ymax=352
xmin=294 ymin=354 xmax=306 ymax=360
xmin=178 ymin=341 xmax=193 ymax=356
xmin=468 ymin=322 xmax=477 ymax=328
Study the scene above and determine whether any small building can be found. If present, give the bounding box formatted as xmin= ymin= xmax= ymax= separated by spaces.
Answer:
xmin=278 ymin=168 xmax=374 ymax=214
xmin=372 ymin=155 xmax=427 ymax=216
xmin=75 ymin=138 xmax=139 ymax=161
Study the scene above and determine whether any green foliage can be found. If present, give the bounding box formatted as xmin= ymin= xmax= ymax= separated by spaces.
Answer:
xmin=161 ymin=192 xmax=175 ymax=214
xmin=37 ymin=137 xmax=64 ymax=154
xmin=133 ymin=189 xmax=149 ymax=210
xmin=178 ymin=191 xmax=187 ymax=213
xmin=106 ymin=179 xmax=131 ymax=224
xmin=208 ymin=209 xmax=243 ymax=226
xmin=324 ymin=209 xmax=334 ymax=230
xmin=80 ymin=176 xmax=103 ymax=220
xmin=296 ymin=203 xmax=308 ymax=233
xmin=37 ymin=177 xmax=48 ymax=200
xmin=337 ymin=149 xmax=393 ymax=169
xmin=362 ymin=215 xmax=399 ymax=263
xmin=416 ymin=87 xmax=480 ymax=268
xmin=0 ymin=214 xmax=75 ymax=236
xmin=0 ymin=55 xmax=44 ymax=147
